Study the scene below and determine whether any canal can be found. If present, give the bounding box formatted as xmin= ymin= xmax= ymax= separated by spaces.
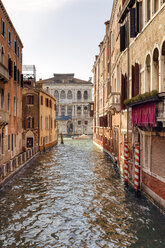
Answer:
xmin=0 ymin=139 xmax=165 ymax=248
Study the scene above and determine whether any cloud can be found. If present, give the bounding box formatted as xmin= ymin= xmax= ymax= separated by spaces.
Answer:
xmin=3 ymin=0 xmax=76 ymax=12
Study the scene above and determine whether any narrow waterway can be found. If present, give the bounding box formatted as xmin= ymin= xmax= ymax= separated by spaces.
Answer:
xmin=0 ymin=139 xmax=165 ymax=248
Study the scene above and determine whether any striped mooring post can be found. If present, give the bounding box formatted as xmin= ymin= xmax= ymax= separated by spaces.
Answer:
xmin=124 ymin=141 xmax=129 ymax=185
xmin=134 ymin=142 xmax=140 ymax=194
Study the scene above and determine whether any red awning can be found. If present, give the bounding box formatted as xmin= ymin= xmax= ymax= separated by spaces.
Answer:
xmin=132 ymin=102 xmax=156 ymax=127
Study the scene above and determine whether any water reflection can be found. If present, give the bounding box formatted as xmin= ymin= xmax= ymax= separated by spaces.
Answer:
xmin=0 ymin=139 xmax=164 ymax=248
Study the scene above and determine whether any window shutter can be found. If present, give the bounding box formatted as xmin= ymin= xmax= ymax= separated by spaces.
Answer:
xmin=132 ymin=65 xmax=135 ymax=97
xmin=135 ymin=2 xmax=140 ymax=34
xmin=139 ymin=1 xmax=143 ymax=32
xmin=120 ymin=74 xmax=125 ymax=110
xmin=120 ymin=25 xmax=125 ymax=52
xmin=1 ymin=18 xmax=3 ymax=35
xmin=134 ymin=63 xmax=140 ymax=96
xmin=14 ymin=65 xmax=17 ymax=81
xmin=17 ymin=69 xmax=20 ymax=84
xmin=130 ymin=8 xmax=136 ymax=38
xmin=32 ymin=118 xmax=34 ymax=128
xmin=21 ymin=74 xmax=23 ymax=87
xmin=25 ymin=119 xmax=27 ymax=129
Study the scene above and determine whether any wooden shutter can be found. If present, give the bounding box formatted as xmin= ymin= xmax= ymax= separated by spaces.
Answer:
xmin=132 ymin=65 xmax=135 ymax=97
xmin=130 ymin=8 xmax=136 ymax=38
xmin=139 ymin=1 xmax=143 ymax=32
xmin=21 ymin=74 xmax=23 ymax=87
xmin=32 ymin=117 xmax=34 ymax=128
xmin=14 ymin=66 xmax=17 ymax=81
xmin=124 ymin=74 xmax=127 ymax=103
xmin=120 ymin=74 xmax=125 ymax=110
xmin=135 ymin=2 xmax=140 ymax=34
xmin=120 ymin=25 xmax=125 ymax=52
xmin=25 ymin=119 xmax=28 ymax=129
xmin=134 ymin=63 xmax=140 ymax=96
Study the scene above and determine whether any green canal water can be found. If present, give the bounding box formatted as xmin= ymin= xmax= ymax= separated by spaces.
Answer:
xmin=0 ymin=139 xmax=165 ymax=247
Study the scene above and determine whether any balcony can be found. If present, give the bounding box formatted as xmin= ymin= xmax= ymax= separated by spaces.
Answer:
xmin=107 ymin=92 xmax=120 ymax=113
xmin=0 ymin=109 xmax=9 ymax=126
xmin=0 ymin=63 xmax=9 ymax=83
xmin=118 ymin=0 xmax=135 ymax=23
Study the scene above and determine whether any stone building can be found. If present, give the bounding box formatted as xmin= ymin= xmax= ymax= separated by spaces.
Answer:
xmin=22 ymin=77 xmax=57 ymax=151
xmin=42 ymin=74 xmax=94 ymax=135
xmin=93 ymin=0 xmax=165 ymax=209
xmin=0 ymin=0 xmax=23 ymax=166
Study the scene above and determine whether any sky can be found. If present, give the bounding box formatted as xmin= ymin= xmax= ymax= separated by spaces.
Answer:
xmin=3 ymin=0 xmax=112 ymax=81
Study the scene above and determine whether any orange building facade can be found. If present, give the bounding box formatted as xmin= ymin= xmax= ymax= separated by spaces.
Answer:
xmin=0 ymin=1 xmax=23 ymax=166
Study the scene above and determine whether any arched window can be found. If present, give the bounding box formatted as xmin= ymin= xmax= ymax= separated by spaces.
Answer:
xmin=67 ymin=90 xmax=72 ymax=99
xmin=54 ymin=90 xmax=59 ymax=99
xmin=77 ymin=91 xmax=81 ymax=100
xmin=145 ymin=54 xmax=151 ymax=92
xmin=77 ymin=106 xmax=81 ymax=111
xmin=84 ymin=91 xmax=88 ymax=100
xmin=60 ymin=90 xmax=66 ymax=99
xmin=161 ymin=41 xmax=165 ymax=92
xmin=153 ymin=48 xmax=159 ymax=91
xmin=84 ymin=106 xmax=88 ymax=111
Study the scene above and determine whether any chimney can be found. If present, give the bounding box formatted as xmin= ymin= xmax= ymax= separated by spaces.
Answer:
xmin=36 ymin=78 xmax=43 ymax=89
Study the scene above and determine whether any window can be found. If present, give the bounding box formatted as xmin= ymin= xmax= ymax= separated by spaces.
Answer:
xmin=67 ymin=106 xmax=72 ymax=116
xmin=77 ymin=91 xmax=81 ymax=100
xmin=61 ymin=105 xmax=65 ymax=116
xmin=1 ymin=47 xmax=4 ymax=64
xmin=77 ymin=106 xmax=81 ymax=111
xmin=84 ymin=91 xmax=88 ymax=100
xmin=84 ymin=121 xmax=88 ymax=125
xmin=45 ymin=117 xmax=48 ymax=129
xmin=1 ymin=18 xmax=6 ymax=37
xmin=84 ymin=106 xmax=88 ymax=110
xmin=41 ymin=116 xmax=43 ymax=129
xmin=26 ymin=95 xmax=34 ymax=104
xmin=54 ymin=90 xmax=59 ymax=99
xmin=45 ymin=98 xmax=49 ymax=107
xmin=27 ymin=117 xmax=34 ymax=128
xmin=154 ymin=0 xmax=159 ymax=14
xmin=60 ymin=90 xmax=66 ymax=99
xmin=41 ymin=96 xmax=43 ymax=105
xmin=8 ymin=135 xmax=10 ymax=150
xmin=21 ymin=53 xmax=23 ymax=64
xmin=78 ymin=120 xmax=81 ymax=125
xmin=8 ymin=57 xmax=13 ymax=77
xmin=67 ymin=90 xmax=72 ymax=99
xmin=8 ymin=30 xmax=11 ymax=46
xmin=1 ymin=89 xmax=4 ymax=109
xmin=147 ymin=0 xmax=151 ymax=22
xmin=50 ymin=100 xmax=52 ymax=108
xmin=14 ymin=64 xmax=17 ymax=81
xmin=14 ymin=41 xmax=17 ymax=54
xmin=17 ymin=46 xmax=19 ymax=58
xmin=8 ymin=93 xmax=10 ymax=112
xmin=56 ymin=106 xmax=59 ymax=116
